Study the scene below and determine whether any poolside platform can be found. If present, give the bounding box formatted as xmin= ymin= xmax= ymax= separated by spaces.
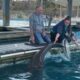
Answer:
xmin=0 ymin=41 xmax=45 ymax=66
xmin=0 ymin=29 xmax=80 ymax=67
xmin=0 ymin=40 xmax=80 ymax=66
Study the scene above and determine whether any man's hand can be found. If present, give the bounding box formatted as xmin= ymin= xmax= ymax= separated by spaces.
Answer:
xmin=30 ymin=35 xmax=35 ymax=43
xmin=42 ymin=31 xmax=46 ymax=36
xmin=53 ymin=33 xmax=60 ymax=44
xmin=73 ymin=40 xmax=79 ymax=47
xmin=71 ymin=36 xmax=79 ymax=48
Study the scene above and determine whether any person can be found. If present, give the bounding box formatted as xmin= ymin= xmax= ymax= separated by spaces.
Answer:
xmin=50 ymin=16 xmax=78 ymax=45
xmin=29 ymin=5 xmax=51 ymax=44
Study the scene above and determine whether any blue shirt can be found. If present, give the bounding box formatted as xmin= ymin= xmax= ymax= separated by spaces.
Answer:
xmin=29 ymin=12 xmax=44 ymax=33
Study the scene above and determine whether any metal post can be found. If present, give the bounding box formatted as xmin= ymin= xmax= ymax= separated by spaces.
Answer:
xmin=77 ymin=6 xmax=79 ymax=17
xmin=37 ymin=0 xmax=43 ymax=6
xmin=60 ymin=5 xmax=62 ymax=18
xmin=41 ymin=0 xmax=43 ymax=7
xmin=67 ymin=0 xmax=73 ymax=35
xmin=67 ymin=0 xmax=73 ymax=17
xmin=3 ymin=0 xmax=10 ymax=26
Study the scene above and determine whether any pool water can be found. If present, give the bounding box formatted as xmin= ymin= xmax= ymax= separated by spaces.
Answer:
xmin=75 ymin=32 xmax=80 ymax=39
xmin=0 ymin=31 xmax=80 ymax=80
xmin=0 ymin=52 xmax=80 ymax=80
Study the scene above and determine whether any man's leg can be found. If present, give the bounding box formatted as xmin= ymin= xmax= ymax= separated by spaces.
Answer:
xmin=34 ymin=32 xmax=46 ymax=44
xmin=42 ymin=34 xmax=51 ymax=43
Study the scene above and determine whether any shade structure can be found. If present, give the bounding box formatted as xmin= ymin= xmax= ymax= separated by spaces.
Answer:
xmin=51 ymin=0 xmax=80 ymax=7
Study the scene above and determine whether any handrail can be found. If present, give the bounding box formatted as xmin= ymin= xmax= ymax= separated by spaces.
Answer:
xmin=0 ymin=31 xmax=30 ymax=39
xmin=0 ymin=31 xmax=29 ymax=34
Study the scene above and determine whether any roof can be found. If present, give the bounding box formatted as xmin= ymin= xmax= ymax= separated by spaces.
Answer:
xmin=52 ymin=0 xmax=80 ymax=7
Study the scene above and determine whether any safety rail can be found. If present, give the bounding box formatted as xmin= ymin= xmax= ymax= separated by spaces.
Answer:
xmin=0 ymin=31 xmax=30 ymax=39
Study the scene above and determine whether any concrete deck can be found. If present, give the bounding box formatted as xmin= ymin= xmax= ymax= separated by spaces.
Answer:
xmin=0 ymin=43 xmax=42 ymax=55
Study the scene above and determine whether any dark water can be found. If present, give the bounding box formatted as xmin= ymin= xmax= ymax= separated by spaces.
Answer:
xmin=0 ymin=52 xmax=80 ymax=80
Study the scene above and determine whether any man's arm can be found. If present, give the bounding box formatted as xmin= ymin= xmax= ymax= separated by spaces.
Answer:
xmin=53 ymin=25 xmax=62 ymax=44
xmin=71 ymin=33 xmax=79 ymax=47
xmin=54 ymin=33 xmax=60 ymax=44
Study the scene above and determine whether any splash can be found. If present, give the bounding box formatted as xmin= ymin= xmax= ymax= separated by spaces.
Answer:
xmin=60 ymin=39 xmax=71 ymax=61
xmin=44 ymin=39 xmax=71 ymax=62
xmin=9 ymin=72 xmax=32 ymax=80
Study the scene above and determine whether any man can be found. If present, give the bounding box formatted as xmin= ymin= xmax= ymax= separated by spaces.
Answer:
xmin=50 ymin=16 xmax=78 ymax=44
xmin=29 ymin=5 xmax=51 ymax=44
